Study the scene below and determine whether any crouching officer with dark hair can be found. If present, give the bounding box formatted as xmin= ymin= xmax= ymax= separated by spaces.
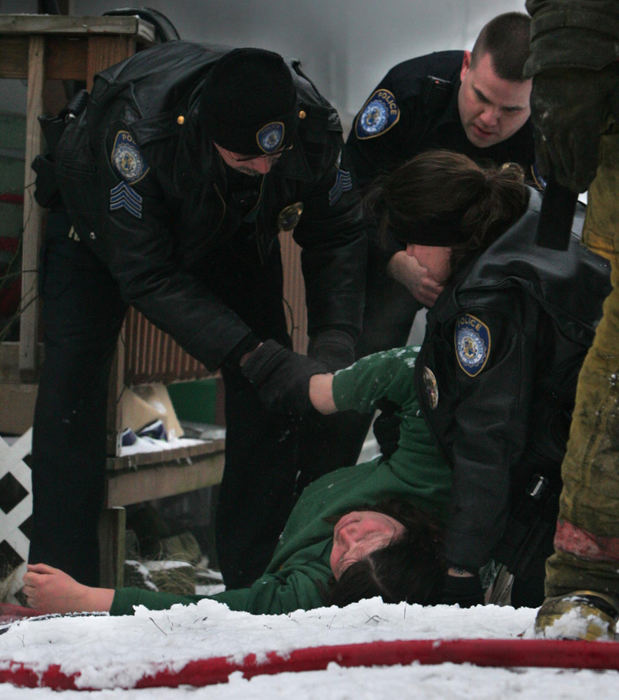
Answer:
xmin=366 ymin=150 xmax=610 ymax=608
xmin=29 ymin=42 xmax=367 ymax=589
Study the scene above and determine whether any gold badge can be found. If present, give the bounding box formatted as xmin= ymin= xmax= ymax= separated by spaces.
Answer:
xmin=422 ymin=366 xmax=439 ymax=409
xmin=278 ymin=202 xmax=304 ymax=232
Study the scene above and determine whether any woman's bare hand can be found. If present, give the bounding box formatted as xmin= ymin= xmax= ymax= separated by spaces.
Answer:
xmin=387 ymin=251 xmax=444 ymax=307
xmin=22 ymin=563 xmax=114 ymax=614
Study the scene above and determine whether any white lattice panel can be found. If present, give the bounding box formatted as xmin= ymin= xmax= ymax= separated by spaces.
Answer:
xmin=0 ymin=430 xmax=32 ymax=603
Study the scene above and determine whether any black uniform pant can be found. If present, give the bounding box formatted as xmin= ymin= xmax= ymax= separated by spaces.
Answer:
xmin=30 ymin=212 xmax=126 ymax=586
xmin=327 ymin=245 xmax=425 ymax=466
xmin=29 ymin=212 xmax=358 ymax=588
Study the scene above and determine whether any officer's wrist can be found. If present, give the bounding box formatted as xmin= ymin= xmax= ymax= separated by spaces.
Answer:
xmin=240 ymin=343 xmax=263 ymax=367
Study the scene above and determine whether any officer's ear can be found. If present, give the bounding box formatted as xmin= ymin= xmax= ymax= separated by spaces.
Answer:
xmin=460 ymin=51 xmax=472 ymax=81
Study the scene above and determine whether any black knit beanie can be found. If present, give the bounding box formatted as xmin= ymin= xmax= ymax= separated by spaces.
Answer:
xmin=200 ymin=48 xmax=297 ymax=155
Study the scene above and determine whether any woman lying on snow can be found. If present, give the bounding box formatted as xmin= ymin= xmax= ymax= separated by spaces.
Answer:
xmin=25 ymin=343 xmax=451 ymax=616
xmin=23 ymin=150 xmax=609 ymax=615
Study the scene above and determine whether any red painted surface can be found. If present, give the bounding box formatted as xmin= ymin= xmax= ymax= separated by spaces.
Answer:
xmin=1 ymin=636 xmax=618 ymax=690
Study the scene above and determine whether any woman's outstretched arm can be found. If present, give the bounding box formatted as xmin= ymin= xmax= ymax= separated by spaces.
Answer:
xmin=22 ymin=563 xmax=114 ymax=614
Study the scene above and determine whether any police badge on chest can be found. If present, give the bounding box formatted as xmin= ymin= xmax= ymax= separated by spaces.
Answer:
xmin=277 ymin=202 xmax=304 ymax=234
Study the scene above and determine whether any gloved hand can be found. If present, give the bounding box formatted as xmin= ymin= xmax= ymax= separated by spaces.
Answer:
xmin=530 ymin=65 xmax=619 ymax=193
xmin=372 ymin=399 xmax=402 ymax=460
xmin=241 ymin=339 xmax=327 ymax=415
xmin=307 ymin=329 xmax=355 ymax=371
xmin=440 ymin=571 xmax=484 ymax=607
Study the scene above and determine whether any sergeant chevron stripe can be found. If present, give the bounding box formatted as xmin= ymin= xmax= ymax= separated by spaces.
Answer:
xmin=109 ymin=181 xmax=143 ymax=218
xmin=328 ymin=168 xmax=353 ymax=206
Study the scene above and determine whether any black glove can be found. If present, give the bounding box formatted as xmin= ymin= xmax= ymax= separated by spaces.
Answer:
xmin=307 ymin=329 xmax=355 ymax=371
xmin=241 ymin=339 xmax=327 ymax=415
xmin=440 ymin=572 xmax=484 ymax=608
xmin=530 ymin=65 xmax=619 ymax=193
xmin=372 ymin=399 xmax=401 ymax=460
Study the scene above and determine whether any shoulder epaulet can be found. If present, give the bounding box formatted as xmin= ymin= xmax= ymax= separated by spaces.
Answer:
xmin=420 ymin=74 xmax=453 ymax=115
xmin=289 ymin=58 xmax=342 ymax=139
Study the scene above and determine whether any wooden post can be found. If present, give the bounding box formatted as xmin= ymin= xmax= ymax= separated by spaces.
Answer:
xmin=98 ymin=506 xmax=126 ymax=589
xmin=19 ymin=36 xmax=45 ymax=380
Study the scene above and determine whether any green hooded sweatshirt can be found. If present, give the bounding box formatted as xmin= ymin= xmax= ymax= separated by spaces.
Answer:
xmin=110 ymin=346 xmax=451 ymax=616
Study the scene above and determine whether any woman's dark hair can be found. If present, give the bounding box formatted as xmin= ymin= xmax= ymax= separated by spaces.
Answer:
xmin=365 ymin=149 xmax=529 ymax=277
xmin=324 ymin=499 xmax=446 ymax=608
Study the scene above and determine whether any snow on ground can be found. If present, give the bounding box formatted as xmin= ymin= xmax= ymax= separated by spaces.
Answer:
xmin=1 ymin=597 xmax=618 ymax=698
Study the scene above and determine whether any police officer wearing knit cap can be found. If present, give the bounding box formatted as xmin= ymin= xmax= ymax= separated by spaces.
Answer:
xmin=30 ymin=41 xmax=366 ymax=589
xmin=201 ymin=48 xmax=298 ymax=161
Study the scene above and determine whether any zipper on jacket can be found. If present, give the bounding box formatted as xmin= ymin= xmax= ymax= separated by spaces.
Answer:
xmin=250 ymin=176 xmax=268 ymax=264
xmin=211 ymin=182 xmax=227 ymax=233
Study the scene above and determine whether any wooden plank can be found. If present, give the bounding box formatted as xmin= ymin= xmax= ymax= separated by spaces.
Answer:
xmin=19 ymin=36 xmax=45 ymax=380
xmin=105 ymin=451 xmax=225 ymax=507
xmin=0 ymin=342 xmax=43 ymax=383
xmin=0 ymin=36 xmax=91 ymax=82
xmin=86 ymin=35 xmax=135 ymax=90
xmin=0 ymin=383 xmax=38 ymax=434
xmin=45 ymin=36 xmax=88 ymax=81
xmin=0 ymin=15 xmax=155 ymax=44
xmin=0 ymin=36 xmax=28 ymax=79
xmin=106 ymin=439 xmax=226 ymax=472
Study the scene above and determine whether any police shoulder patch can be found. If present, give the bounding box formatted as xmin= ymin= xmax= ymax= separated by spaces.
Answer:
xmin=354 ymin=89 xmax=400 ymax=140
xmin=257 ymin=121 xmax=284 ymax=154
xmin=454 ymin=314 xmax=491 ymax=378
xmin=111 ymin=130 xmax=149 ymax=184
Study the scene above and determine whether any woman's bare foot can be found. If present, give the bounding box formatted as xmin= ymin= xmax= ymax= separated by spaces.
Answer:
xmin=22 ymin=563 xmax=114 ymax=614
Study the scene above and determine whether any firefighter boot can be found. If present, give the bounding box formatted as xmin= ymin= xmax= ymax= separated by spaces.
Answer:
xmin=535 ymin=590 xmax=619 ymax=640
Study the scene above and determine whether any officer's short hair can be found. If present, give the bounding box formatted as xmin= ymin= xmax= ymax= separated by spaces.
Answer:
xmin=471 ymin=12 xmax=531 ymax=82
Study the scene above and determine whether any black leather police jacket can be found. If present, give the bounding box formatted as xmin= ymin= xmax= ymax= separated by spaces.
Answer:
xmin=53 ymin=41 xmax=367 ymax=371
xmin=415 ymin=188 xmax=611 ymax=574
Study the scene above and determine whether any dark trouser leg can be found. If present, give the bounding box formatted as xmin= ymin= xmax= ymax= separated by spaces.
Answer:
xmin=357 ymin=250 xmax=423 ymax=359
xmin=512 ymin=575 xmax=545 ymax=608
xmin=212 ymin=237 xmax=304 ymax=587
xmin=217 ymin=367 xmax=301 ymax=587
xmin=309 ymin=248 xmax=424 ymax=472
xmin=29 ymin=212 xmax=126 ymax=586
xmin=293 ymin=410 xmax=367 ymax=493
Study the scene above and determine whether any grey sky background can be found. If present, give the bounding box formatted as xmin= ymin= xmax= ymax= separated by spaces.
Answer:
xmin=0 ymin=0 xmax=527 ymax=123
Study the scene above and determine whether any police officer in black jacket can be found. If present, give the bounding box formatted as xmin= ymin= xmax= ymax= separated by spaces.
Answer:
xmin=335 ymin=12 xmax=536 ymax=468
xmin=366 ymin=150 xmax=610 ymax=607
xmin=347 ymin=12 xmax=534 ymax=352
xmin=30 ymin=43 xmax=366 ymax=588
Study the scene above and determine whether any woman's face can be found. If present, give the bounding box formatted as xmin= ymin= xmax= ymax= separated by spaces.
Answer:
xmin=405 ymin=243 xmax=452 ymax=283
xmin=329 ymin=511 xmax=405 ymax=580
